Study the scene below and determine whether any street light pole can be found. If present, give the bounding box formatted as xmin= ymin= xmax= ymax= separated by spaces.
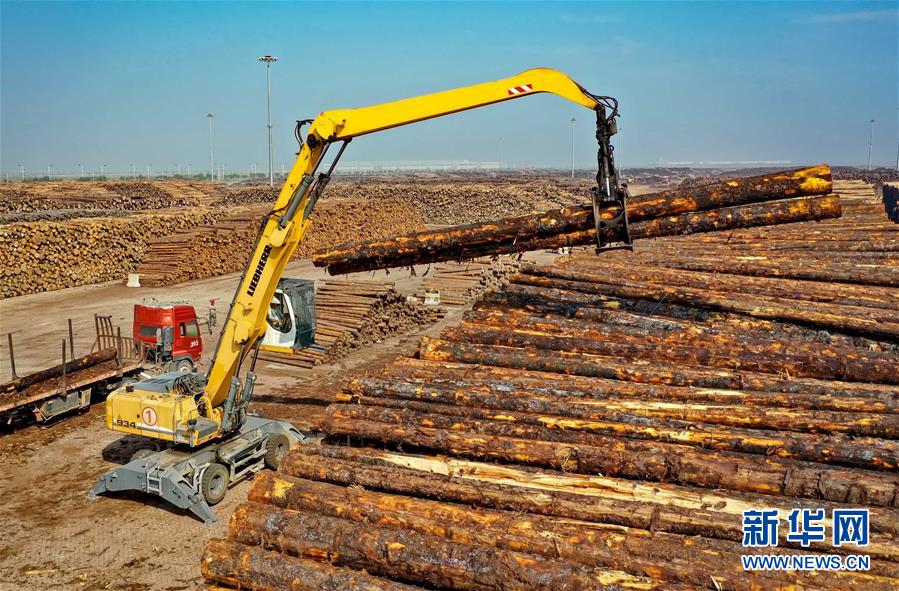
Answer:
xmin=867 ymin=119 xmax=875 ymax=171
xmin=569 ymin=117 xmax=576 ymax=179
xmin=131 ymin=164 xmax=136 ymax=179
xmin=259 ymin=55 xmax=278 ymax=186
xmin=79 ymin=164 xmax=84 ymax=178
xmin=18 ymin=164 xmax=24 ymax=181
xmin=207 ymin=113 xmax=215 ymax=181
xmin=47 ymin=164 xmax=52 ymax=180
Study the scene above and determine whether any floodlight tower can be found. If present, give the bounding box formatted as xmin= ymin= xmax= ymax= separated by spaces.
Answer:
xmin=259 ymin=55 xmax=278 ymax=186
xmin=207 ymin=113 xmax=216 ymax=181
xmin=867 ymin=119 xmax=875 ymax=171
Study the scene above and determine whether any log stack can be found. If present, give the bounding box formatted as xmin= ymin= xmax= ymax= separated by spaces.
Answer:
xmin=0 ymin=209 xmax=223 ymax=298
xmin=213 ymin=178 xmax=592 ymax=222
xmin=258 ymin=280 xmax=445 ymax=370
xmin=0 ymin=181 xmax=202 ymax=212
xmin=204 ymin=177 xmax=899 ymax=590
xmin=135 ymin=198 xmax=426 ymax=287
xmin=414 ymin=257 xmax=520 ymax=306
xmin=312 ymin=166 xmax=839 ymax=274
xmin=327 ymin=178 xmax=590 ymax=224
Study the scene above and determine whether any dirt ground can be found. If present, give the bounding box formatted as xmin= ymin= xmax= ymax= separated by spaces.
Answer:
xmin=0 ymin=248 xmax=555 ymax=590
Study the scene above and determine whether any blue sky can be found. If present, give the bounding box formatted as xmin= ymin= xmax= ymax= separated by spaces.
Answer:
xmin=1 ymin=1 xmax=897 ymax=174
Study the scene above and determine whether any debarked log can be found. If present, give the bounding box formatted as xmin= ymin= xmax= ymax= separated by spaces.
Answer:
xmin=415 ymin=337 xmax=898 ymax=400
xmin=312 ymin=180 xmax=837 ymax=274
xmin=386 ymin=356 xmax=899 ymax=401
xmin=508 ymin=272 xmax=899 ymax=341
xmin=518 ymin=263 xmax=899 ymax=327
xmin=560 ymin=258 xmax=899 ymax=311
xmin=322 ymin=404 xmax=899 ymax=507
xmin=202 ymin=538 xmax=424 ymax=590
xmin=459 ymin=308 xmax=899 ymax=386
xmin=248 ymin=472 xmax=898 ymax=591
xmin=429 ymin=333 xmax=899 ymax=436
xmin=345 ymin=378 xmax=899 ymax=470
xmin=279 ymin=445 xmax=899 ymax=560
xmin=228 ymin=502 xmax=683 ymax=591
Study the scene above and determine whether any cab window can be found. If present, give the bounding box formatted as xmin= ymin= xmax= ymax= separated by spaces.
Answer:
xmin=179 ymin=321 xmax=200 ymax=338
xmin=267 ymin=292 xmax=292 ymax=333
xmin=138 ymin=325 xmax=159 ymax=338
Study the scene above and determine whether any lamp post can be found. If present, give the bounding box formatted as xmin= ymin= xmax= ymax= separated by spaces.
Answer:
xmin=130 ymin=164 xmax=136 ymax=179
xmin=100 ymin=164 xmax=106 ymax=178
xmin=207 ymin=113 xmax=215 ymax=181
xmin=18 ymin=164 xmax=24 ymax=181
xmin=147 ymin=164 xmax=151 ymax=179
xmin=47 ymin=164 xmax=52 ymax=180
xmin=79 ymin=164 xmax=84 ymax=178
xmin=570 ymin=117 xmax=576 ymax=179
xmin=259 ymin=55 xmax=278 ymax=186
xmin=867 ymin=119 xmax=875 ymax=171
xmin=187 ymin=163 xmax=191 ymax=178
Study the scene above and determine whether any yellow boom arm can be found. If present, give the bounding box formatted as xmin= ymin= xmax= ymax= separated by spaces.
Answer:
xmin=202 ymin=68 xmax=610 ymax=429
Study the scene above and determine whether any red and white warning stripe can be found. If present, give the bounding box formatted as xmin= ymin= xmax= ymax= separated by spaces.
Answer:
xmin=507 ymin=84 xmax=533 ymax=96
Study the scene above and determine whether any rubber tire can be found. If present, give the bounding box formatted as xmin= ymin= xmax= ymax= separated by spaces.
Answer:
xmin=201 ymin=463 xmax=229 ymax=505
xmin=264 ymin=434 xmax=290 ymax=470
xmin=131 ymin=449 xmax=155 ymax=462
xmin=173 ymin=359 xmax=193 ymax=373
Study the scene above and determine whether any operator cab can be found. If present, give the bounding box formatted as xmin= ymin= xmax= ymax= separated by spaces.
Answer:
xmin=260 ymin=278 xmax=315 ymax=351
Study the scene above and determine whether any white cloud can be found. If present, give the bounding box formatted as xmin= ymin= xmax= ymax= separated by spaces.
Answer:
xmin=804 ymin=8 xmax=897 ymax=24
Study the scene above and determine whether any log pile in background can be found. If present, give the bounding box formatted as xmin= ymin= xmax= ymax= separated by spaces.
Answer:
xmin=212 ymin=186 xmax=279 ymax=207
xmin=0 ymin=209 xmax=223 ymax=298
xmin=0 ymin=181 xmax=204 ymax=213
xmin=258 ymin=280 xmax=444 ymax=370
xmin=414 ymin=257 xmax=520 ymax=306
xmin=214 ymin=180 xmax=590 ymax=223
xmin=312 ymin=166 xmax=838 ymax=274
xmin=134 ymin=198 xmax=426 ymax=287
xmin=0 ymin=208 xmax=134 ymax=224
xmin=205 ymin=179 xmax=899 ymax=590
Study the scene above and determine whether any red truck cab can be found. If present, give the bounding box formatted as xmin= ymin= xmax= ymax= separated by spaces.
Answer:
xmin=133 ymin=302 xmax=203 ymax=370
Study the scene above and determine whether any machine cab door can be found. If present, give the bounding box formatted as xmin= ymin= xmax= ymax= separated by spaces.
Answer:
xmin=261 ymin=279 xmax=316 ymax=351
xmin=262 ymin=289 xmax=297 ymax=349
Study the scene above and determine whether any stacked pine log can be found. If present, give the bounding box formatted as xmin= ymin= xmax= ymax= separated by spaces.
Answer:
xmin=0 ymin=209 xmax=222 ymax=298
xmin=258 ymin=281 xmax=445 ymax=370
xmin=135 ymin=198 xmax=426 ymax=287
xmin=414 ymin=257 xmax=520 ymax=306
xmin=204 ymin=179 xmax=899 ymax=591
